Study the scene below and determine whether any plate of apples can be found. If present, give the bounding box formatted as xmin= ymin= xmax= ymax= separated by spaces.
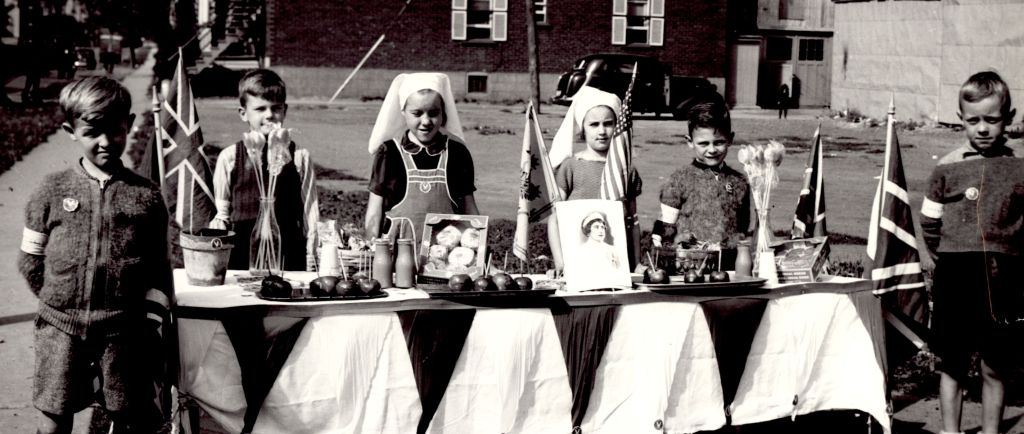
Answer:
xmin=423 ymin=272 xmax=555 ymax=301
xmin=255 ymin=273 xmax=389 ymax=302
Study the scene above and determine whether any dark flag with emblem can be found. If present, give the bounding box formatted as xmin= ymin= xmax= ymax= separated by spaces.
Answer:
xmin=865 ymin=96 xmax=929 ymax=374
xmin=140 ymin=49 xmax=216 ymax=238
xmin=514 ymin=102 xmax=560 ymax=262
xmin=791 ymin=125 xmax=827 ymax=239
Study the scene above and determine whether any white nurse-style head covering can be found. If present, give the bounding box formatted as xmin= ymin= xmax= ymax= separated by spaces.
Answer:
xmin=549 ymin=86 xmax=622 ymax=168
xmin=367 ymin=72 xmax=465 ymax=154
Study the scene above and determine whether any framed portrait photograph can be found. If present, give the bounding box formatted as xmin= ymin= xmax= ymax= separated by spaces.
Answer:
xmin=554 ymin=199 xmax=632 ymax=291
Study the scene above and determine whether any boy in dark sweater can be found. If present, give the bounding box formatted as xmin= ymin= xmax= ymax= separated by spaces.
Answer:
xmin=18 ymin=77 xmax=172 ymax=434
xmin=651 ymin=102 xmax=754 ymax=268
xmin=920 ymin=71 xmax=1024 ymax=434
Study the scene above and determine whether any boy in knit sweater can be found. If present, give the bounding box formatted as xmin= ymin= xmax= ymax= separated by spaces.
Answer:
xmin=921 ymin=71 xmax=1024 ymax=434
xmin=651 ymin=101 xmax=753 ymax=268
xmin=18 ymin=77 xmax=172 ymax=434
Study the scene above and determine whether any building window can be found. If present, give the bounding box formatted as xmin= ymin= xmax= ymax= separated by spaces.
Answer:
xmin=779 ymin=0 xmax=804 ymax=20
xmin=452 ymin=0 xmax=508 ymax=42
xmin=467 ymin=74 xmax=488 ymax=93
xmin=798 ymin=39 xmax=824 ymax=61
xmin=611 ymin=0 xmax=664 ymax=46
xmin=766 ymin=37 xmax=792 ymax=61
xmin=534 ymin=0 xmax=548 ymax=24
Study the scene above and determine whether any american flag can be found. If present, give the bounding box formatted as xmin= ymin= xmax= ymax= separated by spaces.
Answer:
xmin=791 ymin=125 xmax=827 ymax=239
xmin=513 ymin=102 xmax=560 ymax=262
xmin=866 ymin=96 xmax=929 ymax=356
xmin=143 ymin=49 xmax=216 ymax=235
xmin=599 ymin=64 xmax=637 ymax=201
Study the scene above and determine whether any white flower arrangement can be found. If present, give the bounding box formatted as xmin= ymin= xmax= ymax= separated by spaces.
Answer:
xmin=244 ymin=123 xmax=294 ymax=275
xmin=736 ymin=140 xmax=786 ymax=269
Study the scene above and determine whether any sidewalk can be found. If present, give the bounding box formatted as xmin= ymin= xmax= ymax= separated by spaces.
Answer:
xmin=0 ymin=52 xmax=155 ymax=433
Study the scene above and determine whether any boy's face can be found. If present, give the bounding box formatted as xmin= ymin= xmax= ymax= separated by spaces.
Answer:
xmin=582 ymin=106 xmax=616 ymax=154
xmin=402 ymin=91 xmax=446 ymax=143
xmin=958 ymin=95 xmax=1013 ymax=151
xmin=62 ymin=114 xmax=134 ymax=171
xmin=687 ymin=127 xmax=733 ymax=166
xmin=239 ymin=95 xmax=287 ymax=136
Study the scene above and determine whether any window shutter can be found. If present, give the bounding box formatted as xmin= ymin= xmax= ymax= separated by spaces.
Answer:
xmin=492 ymin=12 xmax=507 ymax=41
xmin=453 ymin=0 xmax=467 ymax=9
xmin=651 ymin=0 xmax=665 ymax=17
xmin=452 ymin=11 xmax=467 ymax=40
xmin=613 ymin=0 xmax=627 ymax=16
xmin=649 ymin=17 xmax=664 ymax=46
xmin=611 ymin=16 xmax=626 ymax=45
xmin=492 ymin=0 xmax=508 ymax=11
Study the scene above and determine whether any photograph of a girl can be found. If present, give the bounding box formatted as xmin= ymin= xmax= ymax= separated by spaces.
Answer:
xmin=554 ymin=199 xmax=632 ymax=291
xmin=579 ymin=212 xmax=620 ymax=271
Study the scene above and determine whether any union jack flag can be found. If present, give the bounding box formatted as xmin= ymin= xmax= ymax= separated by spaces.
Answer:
xmin=866 ymin=96 xmax=929 ymax=356
xmin=866 ymin=97 xmax=926 ymax=294
xmin=791 ymin=125 xmax=827 ymax=239
xmin=599 ymin=64 xmax=636 ymax=201
xmin=144 ymin=49 xmax=216 ymax=234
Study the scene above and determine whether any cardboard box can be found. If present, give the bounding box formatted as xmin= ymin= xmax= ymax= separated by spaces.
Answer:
xmin=418 ymin=214 xmax=489 ymax=280
xmin=770 ymin=236 xmax=830 ymax=283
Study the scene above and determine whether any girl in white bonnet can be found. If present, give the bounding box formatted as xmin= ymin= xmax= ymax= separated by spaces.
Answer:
xmin=547 ymin=86 xmax=642 ymax=272
xmin=364 ymin=73 xmax=480 ymax=245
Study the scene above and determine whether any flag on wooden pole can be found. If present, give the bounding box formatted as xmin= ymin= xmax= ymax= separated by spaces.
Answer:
xmin=866 ymin=96 xmax=926 ymax=294
xmin=143 ymin=49 xmax=216 ymax=235
xmin=791 ymin=125 xmax=827 ymax=239
xmin=599 ymin=64 xmax=636 ymax=201
xmin=866 ymin=96 xmax=929 ymax=363
xmin=513 ymin=102 xmax=560 ymax=262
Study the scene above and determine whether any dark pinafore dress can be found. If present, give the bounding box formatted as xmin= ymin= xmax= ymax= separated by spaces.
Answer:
xmin=229 ymin=140 xmax=307 ymax=271
xmin=384 ymin=136 xmax=458 ymax=247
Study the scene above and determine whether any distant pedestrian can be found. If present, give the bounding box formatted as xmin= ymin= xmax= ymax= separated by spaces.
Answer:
xmin=921 ymin=71 xmax=1024 ymax=434
xmin=777 ymin=82 xmax=790 ymax=119
xmin=19 ymin=77 xmax=172 ymax=434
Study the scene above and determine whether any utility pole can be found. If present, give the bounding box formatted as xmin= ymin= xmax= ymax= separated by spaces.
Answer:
xmin=525 ymin=0 xmax=541 ymax=113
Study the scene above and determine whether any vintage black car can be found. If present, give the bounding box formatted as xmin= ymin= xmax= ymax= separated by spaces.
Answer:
xmin=551 ymin=53 xmax=722 ymax=119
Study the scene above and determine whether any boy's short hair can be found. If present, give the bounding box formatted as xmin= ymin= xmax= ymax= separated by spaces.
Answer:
xmin=239 ymin=69 xmax=287 ymax=106
xmin=960 ymin=71 xmax=1013 ymax=115
xmin=58 ymin=77 xmax=132 ymax=126
xmin=687 ymin=101 xmax=732 ymax=136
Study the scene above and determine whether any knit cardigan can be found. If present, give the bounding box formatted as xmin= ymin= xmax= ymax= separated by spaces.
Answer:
xmin=18 ymin=162 xmax=173 ymax=337
xmin=657 ymin=159 xmax=753 ymax=248
xmin=921 ymin=142 xmax=1024 ymax=258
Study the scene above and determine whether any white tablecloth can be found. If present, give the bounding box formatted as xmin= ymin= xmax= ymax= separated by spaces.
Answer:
xmin=175 ymin=271 xmax=888 ymax=434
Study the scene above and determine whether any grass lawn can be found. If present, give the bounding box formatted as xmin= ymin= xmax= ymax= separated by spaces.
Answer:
xmin=0 ymin=103 xmax=64 ymax=176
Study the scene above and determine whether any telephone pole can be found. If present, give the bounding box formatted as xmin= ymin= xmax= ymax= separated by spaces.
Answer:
xmin=525 ymin=0 xmax=541 ymax=113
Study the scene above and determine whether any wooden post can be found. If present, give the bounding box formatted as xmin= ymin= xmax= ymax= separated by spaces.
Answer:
xmin=525 ymin=0 xmax=541 ymax=113
xmin=152 ymin=85 xmax=165 ymax=186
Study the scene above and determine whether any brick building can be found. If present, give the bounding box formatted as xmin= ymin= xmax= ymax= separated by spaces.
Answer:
xmin=263 ymin=0 xmax=729 ymax=102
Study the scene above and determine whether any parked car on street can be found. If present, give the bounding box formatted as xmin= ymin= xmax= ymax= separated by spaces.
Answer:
xmin=551 ymin=53 xmax=722 ymax=119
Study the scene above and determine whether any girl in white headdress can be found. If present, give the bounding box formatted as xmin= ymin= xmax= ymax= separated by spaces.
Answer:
xmin=547 ymin=86 xmax=642 ymax=272
xmin=364 ymin=73 xmax=479 ymax=244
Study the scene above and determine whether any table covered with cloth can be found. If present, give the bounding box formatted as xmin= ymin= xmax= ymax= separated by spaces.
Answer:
xmin=173 ymin=270 xmax=890 ymax=434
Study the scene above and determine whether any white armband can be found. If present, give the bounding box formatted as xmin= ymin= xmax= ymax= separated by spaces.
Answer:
xmin=659 ymin=204 xmax=680 ymax=224
xmin=921 ymin=198 xmax=943 ymax=219
xmin=21 ymin=227 xmax=47 ymax=255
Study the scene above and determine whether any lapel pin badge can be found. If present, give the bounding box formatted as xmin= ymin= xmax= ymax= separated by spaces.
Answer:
xmin=62 ymin=198 xmax=79 ymax=212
